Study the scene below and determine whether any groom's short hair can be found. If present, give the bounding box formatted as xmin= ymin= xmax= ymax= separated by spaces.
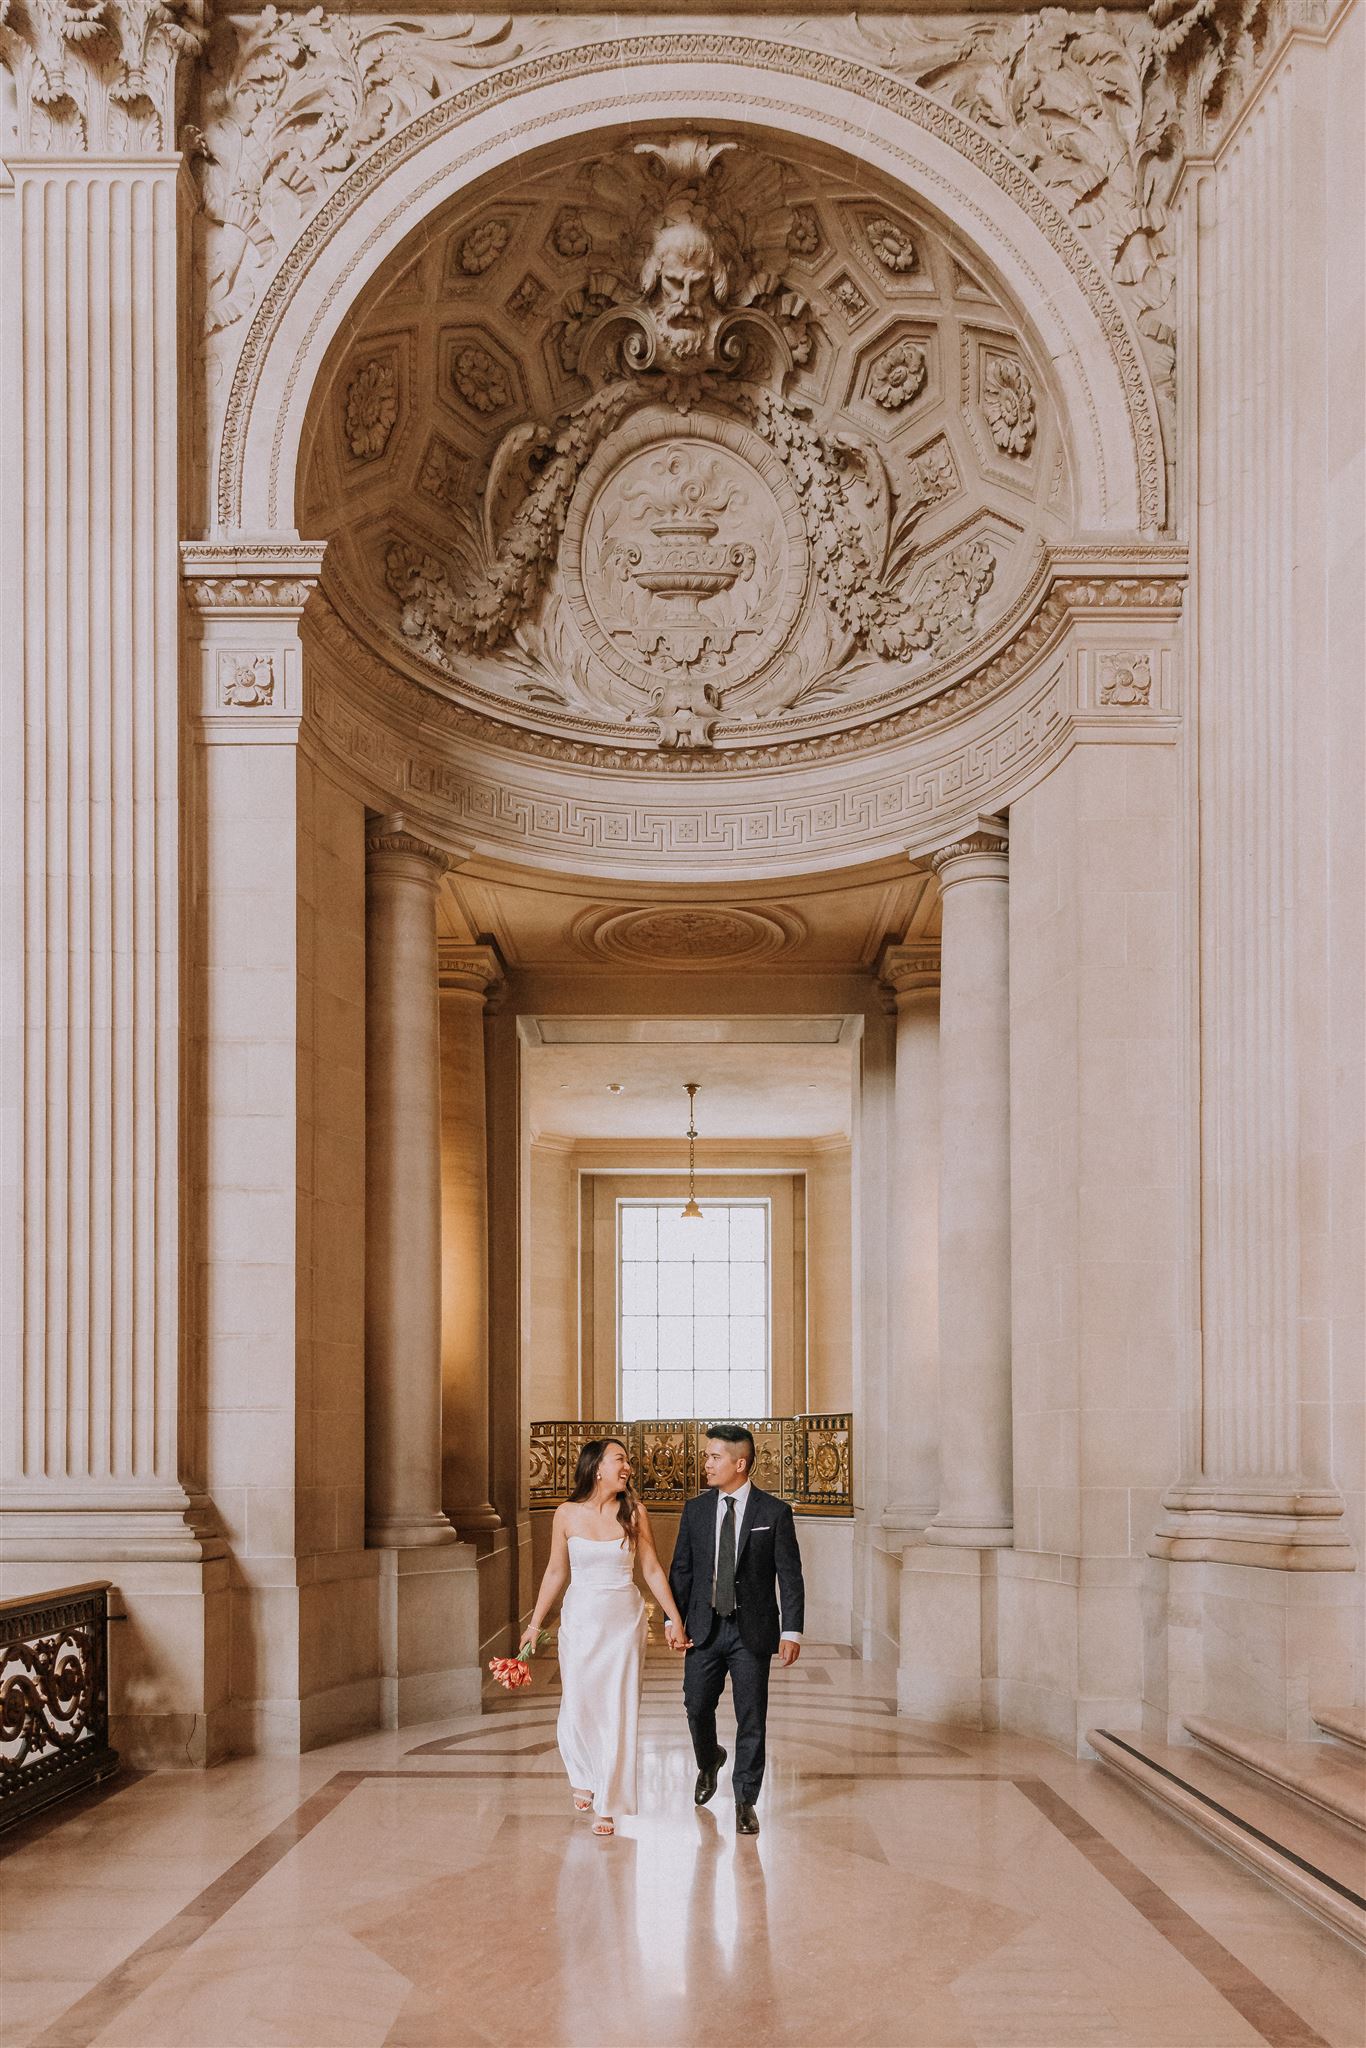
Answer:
xmin=706 ymin=1424 xmax=756 ymax=1473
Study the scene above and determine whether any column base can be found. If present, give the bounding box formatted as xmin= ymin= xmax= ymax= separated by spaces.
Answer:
xmin=375 ymin=1542 xmax=481 ymax=1728
xmin=365 ymin=1511 xmax=460 ymax=1549
xmin=898 ymin=1543 xmax=999 ymax=1727
xmin=453 ymin=1503 xmax=501 ymax=1536
xmin=881 ymin=1503 xmax=937 ymax=1538
xmin=0 ymin=1553 xmax=232 ymax=1768
xmin=0 ymin=1487 xmax=227 ymax=1563
xmin=924 ymin=1514 xmax=1013 ymax=1550
xmin=1143 ymin=1554 xmax=1365 ymax=1742
xmin=1150 ymin=1483 xmax=1355 ymax=1570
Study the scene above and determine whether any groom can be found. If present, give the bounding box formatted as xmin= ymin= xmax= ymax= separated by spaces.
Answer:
xmin=666 ymin=1424 xmax=805 ymax=1836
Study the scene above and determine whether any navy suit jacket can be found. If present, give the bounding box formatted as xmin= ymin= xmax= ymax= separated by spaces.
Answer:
xmin=669 ymin=1485 xmax=805 ymax=1657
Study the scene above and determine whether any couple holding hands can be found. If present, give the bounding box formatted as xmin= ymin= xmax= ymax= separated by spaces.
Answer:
xmin=519 ymin=1424 xmax=806 ymax=1837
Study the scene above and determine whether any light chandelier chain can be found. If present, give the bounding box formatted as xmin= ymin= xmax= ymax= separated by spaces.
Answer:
xmin=683 ymin=1081 xmax=702 ymax=1220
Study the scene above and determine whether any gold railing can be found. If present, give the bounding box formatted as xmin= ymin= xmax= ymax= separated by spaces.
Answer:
xmin=1 ymin=1582 xmax=119 ymax=1830
xmin=529 ymin=1415 xmax=852 ymax=1516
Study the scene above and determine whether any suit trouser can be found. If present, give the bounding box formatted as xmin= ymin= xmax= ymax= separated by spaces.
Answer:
xmin=684 ymin=1613 xmax=772 ymax=1804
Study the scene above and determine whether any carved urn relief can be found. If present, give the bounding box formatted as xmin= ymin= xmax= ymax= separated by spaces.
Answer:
xmin=300 ymin=129 xmax=1071 ymax=757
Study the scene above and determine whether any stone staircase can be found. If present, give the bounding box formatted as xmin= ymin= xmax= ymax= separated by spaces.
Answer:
xmin=1089 ymin=1708 xmax=1366 ymax=1952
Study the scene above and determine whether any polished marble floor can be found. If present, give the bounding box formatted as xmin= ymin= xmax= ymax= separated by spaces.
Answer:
xmin=2 ymin=1646 xmax=1363 ymax=2048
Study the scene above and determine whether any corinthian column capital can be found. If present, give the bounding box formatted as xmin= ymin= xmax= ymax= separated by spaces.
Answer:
xmin=0 ymin=0 xmax=207 ymax=155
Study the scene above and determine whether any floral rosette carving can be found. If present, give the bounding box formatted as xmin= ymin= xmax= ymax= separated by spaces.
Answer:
xmin=868 ymin=339 xmax=927 ymax=411
xmin=865 ymin=215 xmax=918 ymax=273
xmin=983 ymin=356 xmax=1036 ymax=457
xmin=343 ymin=358 xmax=398 ymax=458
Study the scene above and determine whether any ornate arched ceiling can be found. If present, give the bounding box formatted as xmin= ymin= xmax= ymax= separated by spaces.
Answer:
xmin=299 ymin=127 xmax=1074 ymax=759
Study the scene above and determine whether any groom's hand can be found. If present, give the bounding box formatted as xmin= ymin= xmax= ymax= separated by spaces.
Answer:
xmin=665 ymin=1620 xmax=691 ymax=1652
xmin=778 ymin=1640 xmax=801 ymax=1667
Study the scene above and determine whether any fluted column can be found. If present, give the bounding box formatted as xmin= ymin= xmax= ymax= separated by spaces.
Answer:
xmin=365 ymin=823 xmax=458 ymax=1549
xmin=1150 ymin=75 xmax=1352 ymax=1570
xmin=0 ymin=15 xmax=216 ymax=1566
xmin=926 ymin=819 xmax=1012 ymax=1549
xmin=439 ymin=944 xmax=502 ymax=1533
xmin=879 ymin=945 xmax=941 ymax=1533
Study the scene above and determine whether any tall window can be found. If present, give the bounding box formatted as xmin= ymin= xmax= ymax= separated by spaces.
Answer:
xmin=617 ymin=1199 xmax=770 ymax=1421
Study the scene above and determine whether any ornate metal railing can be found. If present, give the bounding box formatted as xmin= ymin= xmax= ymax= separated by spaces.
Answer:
xmin=0 ymin=1583 xmax=119 ymax=1829
xmin=530 ymin=1415 xmax=852 ymax=1515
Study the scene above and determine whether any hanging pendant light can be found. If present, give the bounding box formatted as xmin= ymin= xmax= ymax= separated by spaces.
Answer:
xmin=681 ymin=1081 xmax=703 ymax=1219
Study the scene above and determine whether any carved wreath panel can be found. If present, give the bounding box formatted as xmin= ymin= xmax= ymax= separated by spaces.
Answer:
xmin=300 ymin=129 xmax=1072 ymax=755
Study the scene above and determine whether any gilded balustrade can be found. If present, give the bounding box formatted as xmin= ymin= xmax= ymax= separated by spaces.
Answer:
xmin=0 ymin=1583 xmax=119 ymax=1829
xmin=529 ymin=1415 xmax=852 ymax=1515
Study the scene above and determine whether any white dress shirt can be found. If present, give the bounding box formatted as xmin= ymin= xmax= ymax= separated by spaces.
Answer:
xmin=709 ymin=1480 xmax=801 ymax=1643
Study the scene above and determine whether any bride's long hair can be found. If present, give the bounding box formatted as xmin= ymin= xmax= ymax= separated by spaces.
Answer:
xmin=569 ymin=1437 xmax=639 ymax=1547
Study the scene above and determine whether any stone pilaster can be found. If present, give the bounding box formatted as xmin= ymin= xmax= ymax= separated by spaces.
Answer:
xmin=182 ymin=542 xmax=388 ymax=1753
xmin=878 ymin=944 xmax=941 ymax=1535
xmin=438 ymin=943 xmax=502 ymax=1535
xmin=0 ymin=7 xmax=221 ymax=1760
xmin=925 ymin=819 xmax=1013 ymax=1550
xmin=1152 ymin=79 xmax=1353 ymax=1577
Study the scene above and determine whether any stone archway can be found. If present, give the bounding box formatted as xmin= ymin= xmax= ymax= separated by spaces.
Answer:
xmin=176 ymin=56 xmax=1187 ymax=1745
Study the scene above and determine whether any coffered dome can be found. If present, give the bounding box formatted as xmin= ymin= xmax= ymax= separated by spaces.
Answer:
xmin=298 ymin=126 xmax=1074 ymax=759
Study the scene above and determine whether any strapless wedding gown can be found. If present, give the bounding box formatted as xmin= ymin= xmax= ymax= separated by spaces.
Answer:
xmin=556 ymin=1535 xmax=647 ymax=1818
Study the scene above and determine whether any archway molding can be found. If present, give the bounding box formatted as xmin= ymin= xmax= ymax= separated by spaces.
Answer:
xmin=214 ymin=34 xmax=1164 ymax=540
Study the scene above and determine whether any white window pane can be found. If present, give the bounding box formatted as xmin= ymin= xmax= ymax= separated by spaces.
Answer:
xmin=657 ymin=1315 xmax=693 ymax=1372
xmin=728 ymin=1263 xmax=767 ymax=1316
xmin=656 ymin=1208 xmax=698 ymax=1261
xmin=692 ymin=1314 xmax=729 ymax=1369
xmin=693 ymin=1262 xmax=729 ymax=1313
xmin=620 ymin=1372 xmax=657 ymax=1420
xmin=658 ymin=1371 xmax=692 ymax=1414
xmin=731 ymin=1317 xmax=767 ymax=1373
xmin=620 ymin=1263 xmax=657 ymax=1315
xmin=728 ymin=1207 xmax=766 ymax=1260
xmin=693 ymin=1369 xmax=730 ymax=1414
xmin=620 ymin=1205 xmax=657 ymax=1259
xmin=657 ymin=1262 xmax=693 ymax=1315
xmin=620 ymin=1318 xmax=657 ymax=1371
xmin=730 ymin=1374 xmax=767 ymax=1418
xmin=618 ymin=1200 xmax=771 ymax=1418
xmin=689 ymin=1208 xmax=732 ymax=1261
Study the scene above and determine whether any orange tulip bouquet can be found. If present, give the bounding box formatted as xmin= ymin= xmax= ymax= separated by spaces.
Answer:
xmin=488 ymin=1627 xmax=551 ymax=1691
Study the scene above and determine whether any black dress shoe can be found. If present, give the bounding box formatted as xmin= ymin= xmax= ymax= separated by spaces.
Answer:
xmin=735 ymin=1800 xmax=760 ymax=1836
xmin=694 ymin=1746 xmax=726 ymax=1806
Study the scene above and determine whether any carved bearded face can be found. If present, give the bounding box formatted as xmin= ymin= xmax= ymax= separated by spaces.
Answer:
xmin=642 ymin=216 xmax=728 ymax=360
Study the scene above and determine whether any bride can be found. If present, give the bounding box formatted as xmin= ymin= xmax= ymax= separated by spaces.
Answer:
xmin=519 ymin=1437 xmax=687 ymax=1836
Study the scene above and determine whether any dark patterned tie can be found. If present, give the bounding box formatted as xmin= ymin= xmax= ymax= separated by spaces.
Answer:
xmin=714 ymin=1495 xmax=737 ymax=1616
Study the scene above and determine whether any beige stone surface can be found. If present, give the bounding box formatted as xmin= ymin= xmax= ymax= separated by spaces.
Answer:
xmin=2 ymin=0 xmax=1360 ymax=1803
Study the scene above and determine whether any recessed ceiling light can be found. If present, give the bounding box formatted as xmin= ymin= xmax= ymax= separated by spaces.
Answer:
xmin=607 ymin=1082 xmax=624 ymax=1093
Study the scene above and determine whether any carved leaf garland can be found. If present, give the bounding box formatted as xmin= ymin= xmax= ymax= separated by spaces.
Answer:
xmin=848 ymin=10 xmax=1180 ymax=458
xmin=192 ymin=9 xmax=523 ymax=339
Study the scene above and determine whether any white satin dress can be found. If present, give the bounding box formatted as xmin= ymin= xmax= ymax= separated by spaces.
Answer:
xmin=556 ymin=1535 xmax=647 ymax=1818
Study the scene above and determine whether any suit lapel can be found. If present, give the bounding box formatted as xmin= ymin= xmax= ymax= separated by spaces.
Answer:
xmin=735 ymin=1484 xmax=765 ymax=1565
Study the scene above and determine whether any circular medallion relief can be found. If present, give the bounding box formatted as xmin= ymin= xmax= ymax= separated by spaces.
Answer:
xmin=571 ymin=903 xmax=805 ymax=967
xmin=561 ymin=409 xmax=810 ymax=710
